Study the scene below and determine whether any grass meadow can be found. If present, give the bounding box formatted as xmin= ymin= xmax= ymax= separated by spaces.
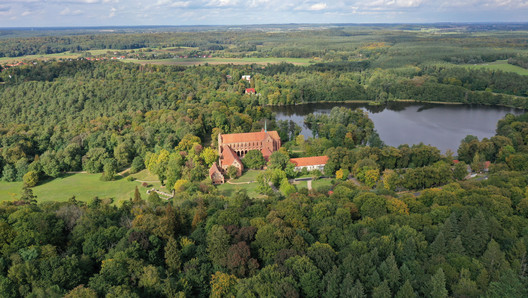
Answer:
xmin=467 ymin=60 xmax=528 ymax=76
xmin=0 ymin=169 xmax=164 ymax=205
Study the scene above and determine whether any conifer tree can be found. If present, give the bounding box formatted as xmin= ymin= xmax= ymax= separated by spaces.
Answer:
xmin=164 ymin=237 xmax=181 ymax=275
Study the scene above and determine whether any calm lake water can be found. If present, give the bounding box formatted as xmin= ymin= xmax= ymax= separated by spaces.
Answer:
xmin=270 ymin=102 xmax=524 ymax=153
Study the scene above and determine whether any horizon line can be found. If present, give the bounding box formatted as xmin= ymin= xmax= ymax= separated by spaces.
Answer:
xmin=1 ymin=21 xmax=528 ymax=30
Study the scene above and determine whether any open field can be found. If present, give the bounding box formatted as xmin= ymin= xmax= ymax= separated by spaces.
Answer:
xmin=129 ymin=169 xmax=164 ymax=189
xmin=293 ymin=178 xmax=333 ymax=190
xmin=127 ymin=57 xmax=313 ymax=66
xmin=226 ymin=170 xmax=260 ymax=183
xmin=312 ymin=178 xmax=334 ymax=190
xmin=0 ymin=169 xmax=165 ymax=204
xmin=1 ymin=51 xmax=312 ymax=66
xmin=0 ymin=52 xmax=81 ymax=63
xmin=217 ymin=170 xmax=261 ymax=198
xmin=467 ymin=60 xmax=528 ymax=76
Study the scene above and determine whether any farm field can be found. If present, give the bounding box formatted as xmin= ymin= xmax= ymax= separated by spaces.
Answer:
xmin=128 ymin=57 xmax=313 ymax=66
xmin=467 ymin=60 xmax=528 ymax=76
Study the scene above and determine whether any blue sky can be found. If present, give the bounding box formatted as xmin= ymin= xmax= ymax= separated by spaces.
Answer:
xmin=0 ymin=0 xmax=527 ymax=27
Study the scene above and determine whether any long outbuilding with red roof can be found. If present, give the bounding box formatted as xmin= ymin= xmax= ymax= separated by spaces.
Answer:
xmin=289 ymin=156 xmax=329 ymax=172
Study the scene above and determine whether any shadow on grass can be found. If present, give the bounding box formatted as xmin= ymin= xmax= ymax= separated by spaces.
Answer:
xmin=36 ymin=173 xmax=76 ymax=187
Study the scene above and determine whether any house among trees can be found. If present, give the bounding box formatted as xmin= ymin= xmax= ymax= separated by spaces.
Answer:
xmin=209 ymin=162 xmax=225 ymax=184
xmin=242 ymin=75 xmax=251 ymax=81
xmin=289 ymin=156 xmax=329 ymax=172
xmin=245 ymin=88 xmax=256 ymax=94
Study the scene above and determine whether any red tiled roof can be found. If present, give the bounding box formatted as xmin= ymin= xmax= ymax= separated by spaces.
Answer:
xmin=246 ymin=88 xmax=256 ymax=93
xmin=209 ymin=162 xmax=222 ymax=177
xmin=221 ymin=145 xmax=242 ymax=167
xmin=290 ymin=156 xmax=329 ymax=167
xmin=453 ymin=160 xmax=459 ymax=164
xmin=484 ymin=161 xmax=491 ymax=169
xmin=221 ymin=130 xmax=280 ymax=144
xmin=261 ymin=147 xmax=273 ymax=159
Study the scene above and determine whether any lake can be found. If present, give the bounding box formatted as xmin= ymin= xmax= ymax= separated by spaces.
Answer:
xmin=270 ymin=102 xmax=524 ymax=153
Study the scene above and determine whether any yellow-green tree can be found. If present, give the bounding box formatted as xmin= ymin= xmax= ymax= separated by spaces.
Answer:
xmin=210 ymin=271 xmax=237 ymax=298
xmin=363 ymin=169 xmax=380 ymax=188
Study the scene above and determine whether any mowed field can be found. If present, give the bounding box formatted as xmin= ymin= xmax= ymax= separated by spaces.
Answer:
xmin=217 ymin=170 xmax=262 ymax=198
xmin=467 ymin=60 xmax=528 ymax=76
xmin=0 ymin=170 xmax=165 ymax=204
xmin=126 ymin=57 xmax=313 ymax=66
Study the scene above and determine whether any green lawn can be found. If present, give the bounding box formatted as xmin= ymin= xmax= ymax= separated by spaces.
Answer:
xmin=228 ymin=170 xmax=261 ymax=183
xmin=217 ymin=170 xmax=262 ymax=198
xmin=0 ymin=52 xmax=81 ymax=63
xmin=0 ymin=171 xmax=161 ymax=204
xmin=293 ymin=178 xmax=334 ymax=191
xmin=129 ymin=169 xmax=163 ymax=189
xmin=467 ymin=60 xmax=528 ymax=76
xmin=217 ymin=182 xmax=261 ymax=198
xmin=293 ymin=180 xmax=308 ymax=190
xmin=312 ymin=178 xmax=334 ymax=190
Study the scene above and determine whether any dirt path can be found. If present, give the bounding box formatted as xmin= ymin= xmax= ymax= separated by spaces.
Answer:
xmin=118 ymin=167 xmax=131 ymax=176
xmin=227 ymin=180 xmax=254 ymax=185
xmin=307 ymin=180 xmax=312 ymax=190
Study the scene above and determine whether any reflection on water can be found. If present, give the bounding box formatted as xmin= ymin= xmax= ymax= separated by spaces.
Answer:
xmin=270 ymin=102 xmax=524 ymax=152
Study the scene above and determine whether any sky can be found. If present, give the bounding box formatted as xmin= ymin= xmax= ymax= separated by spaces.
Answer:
xmin=0 ymin=0 xmax=527 ymax=27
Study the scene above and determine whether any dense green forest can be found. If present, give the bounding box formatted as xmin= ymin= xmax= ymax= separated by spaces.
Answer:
xmin=0 ymin=56 xmax=527 ymax=186
xmin=1 ymin=24 xmax=528 ymax=297
xmin=1 ymin=112 xmax=528 ymax=297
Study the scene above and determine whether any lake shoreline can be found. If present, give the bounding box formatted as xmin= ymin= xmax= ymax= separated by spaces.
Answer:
xmin=270 ymin=101 xmax=524 ymax=153
xmin=265 ymin=99 xmax=527 ymax=109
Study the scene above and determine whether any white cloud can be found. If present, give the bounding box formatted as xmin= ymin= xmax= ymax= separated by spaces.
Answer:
xmin=171 ymin=1 xmax=190 ymax=7
xmin=21 ymin=11 xmax=32 ymax=16
xmin=440 ymin=0 xmax=528 ymax=9
xmin=308 ymin=3 xmax=327 ymax=10
xmin=66 ymin=0 xmax=100 ymax=3
xmin=60 ymin=7 xmax=83 ymax=15
xmin=156 ymin=0 xmax=191 ymax=7
xmin=109 ymin=7 xmax=116 ymax=17
xmin=207 ymin=0 xmax=239 ymax=7
xmin=363 ymin=0 xmax=424 ymax=8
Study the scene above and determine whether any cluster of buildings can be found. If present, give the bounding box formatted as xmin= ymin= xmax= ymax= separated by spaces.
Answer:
xmin=209 ymin=127 xmax=328 ymax=184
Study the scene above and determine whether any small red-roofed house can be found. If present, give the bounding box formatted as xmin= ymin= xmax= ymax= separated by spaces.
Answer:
xmin=209 ymin=162 xmax=225 ymax=184
xmin=289 ymin=156 xmax=329 ymax=172
xmin=483 ymin=161 xmax=491 ymax=172
xmin=245 ymin=88 xmax=256 ymax=94
xmin=453 ymin=160 xmax=459 ymax=164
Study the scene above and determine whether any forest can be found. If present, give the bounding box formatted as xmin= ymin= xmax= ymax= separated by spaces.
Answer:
xmin=0 ymin=24 xmax=528 ymax=297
